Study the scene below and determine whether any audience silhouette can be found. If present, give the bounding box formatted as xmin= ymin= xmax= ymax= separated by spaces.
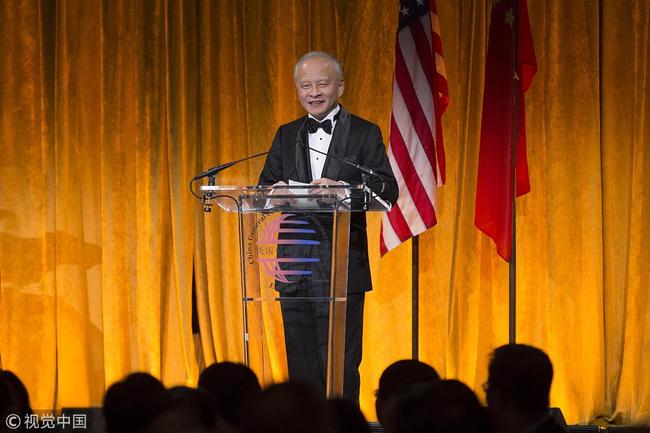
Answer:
xmin=103 ymin=372 xmax=167 ymax=433
xmin=392 ymin=379 xmax=492 ymax=433
xmin=485 ymin=344 xmax=566 ymax=433
xmin=0 ymin=370 xmax=33 ymax=433
xmin=327 ymin=397 xmax=370 ymax=433
xmin=375 ymin=359 xmax=440 ymax=433
xmin=242 ymin=382 xmax=331 ymax=433
xmin=4 ymin=346 xmax=648 ymax=433
xmin=146 ymin=385 xmax=217 ymax=433
xmin=198 ymin=362 xmax=261 ymax=432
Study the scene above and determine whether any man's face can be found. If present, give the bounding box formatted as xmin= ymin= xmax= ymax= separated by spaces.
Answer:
xmin=295 ymin=56 xmax=344 ymax=120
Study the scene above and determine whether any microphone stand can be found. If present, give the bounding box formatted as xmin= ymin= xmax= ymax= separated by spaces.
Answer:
xmin=296 ymin=141 xmax=388 ymax=209
xmin=190 ymin=150 xmax=271 ymax=212
xmin=360 ymin=173 xmax=372 ymax=211
xmin=202 ymin=175 xmax=217 ymax=212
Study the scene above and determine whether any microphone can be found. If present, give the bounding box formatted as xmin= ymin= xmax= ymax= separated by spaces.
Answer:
xmin=192 ymin=150 xmax=270 ymax=181
xmin=338 ymin=156 xmax=383 ymax=179
xmin=296 ymin=119 xmax=391 ymax=182
xmin=190 ymin=147 xmax=286 ymax=202
xmin=193 ymin=120 xmax=311 ymax=182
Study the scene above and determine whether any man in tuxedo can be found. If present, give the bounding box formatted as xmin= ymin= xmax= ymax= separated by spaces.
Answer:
xmin=258 ymin=51 xmax=398 ymax=402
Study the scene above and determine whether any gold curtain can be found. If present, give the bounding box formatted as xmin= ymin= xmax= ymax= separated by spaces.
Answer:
xmin=0 ymin=0 xmax=648 ymax=424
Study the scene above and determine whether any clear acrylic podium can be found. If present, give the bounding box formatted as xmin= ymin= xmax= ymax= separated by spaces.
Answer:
xmin=200 ymin=184 xmax=391 ymax=397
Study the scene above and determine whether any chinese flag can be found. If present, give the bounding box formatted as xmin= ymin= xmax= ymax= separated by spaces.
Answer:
xmin=475 ymin=0 xmax=537 ymax=261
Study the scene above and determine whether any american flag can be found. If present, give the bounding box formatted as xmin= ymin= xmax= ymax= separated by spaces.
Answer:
xmin=380 ymin=0 xmax=448 ymax=256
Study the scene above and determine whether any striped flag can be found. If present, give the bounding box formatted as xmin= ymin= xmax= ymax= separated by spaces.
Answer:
xmin=380 ymin=0 xmax=449 ymax=256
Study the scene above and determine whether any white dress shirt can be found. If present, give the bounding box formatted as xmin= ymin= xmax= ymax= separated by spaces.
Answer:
xmin=308 ymin=104 xmax=340 ymax=179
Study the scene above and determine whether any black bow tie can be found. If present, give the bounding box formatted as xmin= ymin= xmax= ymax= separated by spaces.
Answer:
xmin=307 ymin=117 xmax=333 ymax=134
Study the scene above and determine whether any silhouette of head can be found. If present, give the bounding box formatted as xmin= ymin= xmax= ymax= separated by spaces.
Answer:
xmin=103 ymin=372 xmax=167 ymax=433
xmin=486 ymin=344 xmax=553 ymax=417
xmin=1 ymin=369 xmax=33 ymax=433
xmin=198 ymin=362 xmax=261 ymax=429
xmin=393 ymin=379 xmax=492 ymax=433
xmin=327 ymin=398 xmax=370 ymax=433
xmin=243 ymin=382 xmax=331 ymax=433
xmin=375 ymin=360 xmax=440 ymax=433
xmin=146 ymin=386 xmax=217 ymax=433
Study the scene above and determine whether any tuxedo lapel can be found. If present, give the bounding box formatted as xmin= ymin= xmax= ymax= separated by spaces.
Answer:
xmin=321 ymin=106 xmax=350 ymax=180
xmin=294 ymin=117 xmax=312 ymax=182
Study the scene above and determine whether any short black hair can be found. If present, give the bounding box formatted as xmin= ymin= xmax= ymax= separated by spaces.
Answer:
xmin=198 ymin=362 xmax=261 ymax=428
xmin=487 ymin=344 xmax=553 ymax=414
xmin=103 ymin=372 xmax=167 ymax=433
xmin=376 ymin=360 xmax=440 ymax=432
xmin=376 ymin=359 xmax=440 ymax=401
xmin=242 ymin=382 xmax=331 ymax=433
xmin=393 ymin=380 xmax=492 ymax=433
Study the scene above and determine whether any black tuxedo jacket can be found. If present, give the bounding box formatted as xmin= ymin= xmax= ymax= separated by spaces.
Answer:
xmin=258 ymin=106 xmax=398 ymax=293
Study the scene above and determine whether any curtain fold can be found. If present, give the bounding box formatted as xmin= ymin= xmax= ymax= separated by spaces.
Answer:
xmin=0 ymin=0 xmax=648 ymax=424
xmin=601 ymin=0 xmax=650 ymax=423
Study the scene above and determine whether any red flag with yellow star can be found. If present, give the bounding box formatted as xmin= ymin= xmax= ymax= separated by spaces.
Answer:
xmin=475 ymin=0 xmax=536 ymax=261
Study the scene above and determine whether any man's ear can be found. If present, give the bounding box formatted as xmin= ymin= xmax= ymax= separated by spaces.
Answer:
xmin=337 ymin=78 xmax=345 ymax=97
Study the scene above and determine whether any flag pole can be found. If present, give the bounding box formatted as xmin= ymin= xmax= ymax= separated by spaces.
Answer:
xmin=509 ymin=0 xmax=520 ymax=345
xmin=412 ymin=235 xmax=419 ymax=359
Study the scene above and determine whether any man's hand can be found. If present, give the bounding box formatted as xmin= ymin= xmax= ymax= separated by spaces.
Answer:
xmin=309 ymin=178 xmax=347 ymax=198
xmin=269 ymin=180 xmax=294 ymax=206
xmin=310 ymin=178 xmax=341 ymax=187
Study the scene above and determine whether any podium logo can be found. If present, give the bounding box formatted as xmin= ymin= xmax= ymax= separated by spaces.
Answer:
xmin=258 ymin=213 xmax=321 ymax=283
